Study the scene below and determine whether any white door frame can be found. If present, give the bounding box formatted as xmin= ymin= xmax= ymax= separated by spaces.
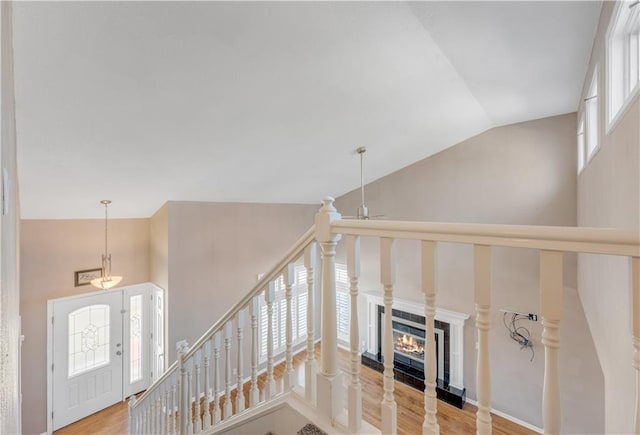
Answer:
xmin=46 ymin=282 xmax=165 ymax=434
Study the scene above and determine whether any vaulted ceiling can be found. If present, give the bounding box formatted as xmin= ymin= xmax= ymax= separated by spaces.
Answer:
xmin=12 ymin=1 xmax=601 ymax=218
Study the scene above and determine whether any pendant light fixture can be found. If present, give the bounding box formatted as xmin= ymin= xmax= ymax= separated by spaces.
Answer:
xmin=356 ymin=147 xmax=369 ymax=220
xmin=90 ymin=200 xmax=123 ymax=290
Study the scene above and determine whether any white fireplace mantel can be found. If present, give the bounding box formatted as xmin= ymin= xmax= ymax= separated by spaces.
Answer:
xmin=363 ymin=292 xmax=470 ymax=390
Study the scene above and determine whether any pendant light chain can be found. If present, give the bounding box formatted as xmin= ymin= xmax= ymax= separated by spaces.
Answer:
xmin=91 ymin=200 xmax=122 ymax=290
xmin=103 ymin=200 xmax=109 ymax=277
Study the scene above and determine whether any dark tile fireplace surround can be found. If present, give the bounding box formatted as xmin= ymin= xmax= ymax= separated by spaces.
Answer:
xmin=361 ymin=306 xmax=466 ymax=408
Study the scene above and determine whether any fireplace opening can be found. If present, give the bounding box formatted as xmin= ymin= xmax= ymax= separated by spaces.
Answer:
xmin=361 ymin=305 xmax=465 ymax=408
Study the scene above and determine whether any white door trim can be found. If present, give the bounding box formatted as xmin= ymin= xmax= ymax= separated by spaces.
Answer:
xmin=46 ymin=282 xmax=164 ymax=434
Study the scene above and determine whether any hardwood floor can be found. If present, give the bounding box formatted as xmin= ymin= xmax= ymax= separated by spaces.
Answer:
xmin=55 ymin=345 xmax=536 ymax=434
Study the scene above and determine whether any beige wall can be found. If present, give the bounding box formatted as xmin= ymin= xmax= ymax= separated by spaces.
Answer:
xmin=335 ymin=113 xmax=604 ymax=433
xmin=1 ymin=2 xmax=22 ymax=434
xmin=166 ymin=201 xmax=317 ymax=363
xmin=577 ymin=2 xmax=640 ymax=433
xmin=150 ymin=203 xmax=168 ymax=292
xmin=20 ymin=219 xmax=150 ymax=435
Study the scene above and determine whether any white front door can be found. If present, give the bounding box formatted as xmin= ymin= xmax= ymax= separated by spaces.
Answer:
xmin=50 ymin=284 xmax=161 ymax=431
xmin=52 ymin=291 xmax=123 ymax=430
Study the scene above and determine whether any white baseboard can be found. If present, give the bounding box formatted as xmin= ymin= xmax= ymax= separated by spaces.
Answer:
xmin=465 ymin=398 xmax=543 ymax=434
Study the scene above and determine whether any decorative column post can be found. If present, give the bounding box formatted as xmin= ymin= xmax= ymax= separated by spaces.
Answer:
xmin=249 ymin=296 xmax=260 ymax=407
xmin=347 ymin=235 xmax=362 ymax=432
xmin=380 ymin=237 xmax=397 ymax=435
xmin=422 ymin=240 xmax=440 ymax=435
xmin=474 ymin=245 xmax=492 ymax=435
xmin=304 ymin=242 xmax=318 ymax=403
xmin=540 ymin=250 xmax=563 ymax=434
xmin=284 ymin=263 xmax=296 ymax=391
xmin=315 ymin=197 xmax=342 ymax=422
xmin=177 ymin=340 xmax=189 ymax=435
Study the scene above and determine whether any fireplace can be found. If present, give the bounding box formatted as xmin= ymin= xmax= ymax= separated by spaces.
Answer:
xmin=361 ymin=295 xmax=469 ymax=409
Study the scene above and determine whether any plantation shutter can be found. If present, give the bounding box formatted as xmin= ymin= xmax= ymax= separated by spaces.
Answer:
xmin=335 ymin=264 xmax=350 ymax=342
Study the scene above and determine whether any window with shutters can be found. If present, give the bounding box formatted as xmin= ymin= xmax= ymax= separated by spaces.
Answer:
xmin=335 ymin=264 xmax=350 ymax=343
xmin=258 ymin=263 xmax=350 ymax=362
xmin=259 ymin=266 xmax=308 ymax=362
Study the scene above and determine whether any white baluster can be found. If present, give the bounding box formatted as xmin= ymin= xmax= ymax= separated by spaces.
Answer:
xmin=128 ymin=396 xmax=137 ymax=434
xmin=236 ymin=309 xmax=246 ymax=413
xmin=540 ymin=250 xmax=563 ymax=434
xmin=633 ymin=256 xmax=640 ymax=434
xmin=141 ymin=403 xmax=146 ymax=435
xmin=145 ymin=402 xmax=150 ymax=435
xmin=158 ymin=390 xmax=163 ymax=434
xmin=177 ymin=341 xmax=189 ymax=435
xmin=347 ymin=235 xmax=362 ymax=432
xmin=164 ymin=384 xmax=170 ymax=435
xmin=213 ymin=332 xmax=222 ymax=424
xmin=474 ymin=245 xmax=492 ymax=435
xmin=194 ymin=350 xmax=202 ymax=433
xmin=157 ymin=388 xmax=166 ymax=434
xmin=186 ymin=358 xmax=193 ymax=434
xmin=224 ymin=321 xmax=233 ymax=418
xmin=284 ymin=263 xmax=296 ymax=391
xmin=150 ymin=391 xmax=156 ymax=435
xmin=250 ymin=296 xmax=260 ymax=407
xmin=265 ymin=281 xmax=277 ymax=399
xmin=203 ymin=340 xmax=212 ymax=429
xmin=422 ymin=240 xmax=440 ymax=435
xmin=304 ymin=242 xmax=317 ymax=403
xmin=170 ymin=376 xmax=177 ymax=435
xmin=315 ymin=197 xmax=342 ymax=421
xmin=135 ymin=409 xmax=140 ymax=435
xmin=380 ymin=237 xmax=397 ymax=434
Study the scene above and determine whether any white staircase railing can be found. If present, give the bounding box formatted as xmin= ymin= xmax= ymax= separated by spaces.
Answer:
xmin=129 ymin=197 xmax=640 ymax=435
xmin=128 ymin=224 xmax=317 ymax=434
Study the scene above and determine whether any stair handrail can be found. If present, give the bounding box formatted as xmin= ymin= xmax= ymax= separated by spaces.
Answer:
xmin=331 ymin=219 xmax=640 ymax=256
xmin=131 ymin=224 xmax=317 ymax=409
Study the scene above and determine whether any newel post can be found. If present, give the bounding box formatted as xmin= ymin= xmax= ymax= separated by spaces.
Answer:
xmin=177 ymin=340 xmax=190 ymax=435
xmin=540 ymin=250 xmax=563 ymax=435
xmin=315 ymin=196 xmax=342 ymax=423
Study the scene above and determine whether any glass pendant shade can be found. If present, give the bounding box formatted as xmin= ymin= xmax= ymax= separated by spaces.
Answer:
xmin=90 ymin=275 xmax=123 ymax=290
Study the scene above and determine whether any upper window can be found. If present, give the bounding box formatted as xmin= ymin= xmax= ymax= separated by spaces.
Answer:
xmin=577 ymin=115 xmax=585 ymax=173
xmin=585 ymin=69 xmax=599 ymax=160
xmin=607 ymin=0 xmax=640 ymax=125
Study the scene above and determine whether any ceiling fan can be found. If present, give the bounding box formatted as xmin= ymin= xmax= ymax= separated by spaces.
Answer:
xmin=343 ymin=146 xmax=386 ymax=220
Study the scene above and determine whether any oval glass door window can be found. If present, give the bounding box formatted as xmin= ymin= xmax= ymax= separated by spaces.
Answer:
xmin=68 ymin=304 xmax=110 ymax=377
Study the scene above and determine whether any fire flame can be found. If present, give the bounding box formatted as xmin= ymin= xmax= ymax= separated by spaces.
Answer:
xmin=395 ymin=333 xmax=424 ymax=356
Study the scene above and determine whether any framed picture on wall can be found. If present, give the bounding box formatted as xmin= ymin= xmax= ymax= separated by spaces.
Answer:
xmin=74 ymin=268 xmax=102 ymax=287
